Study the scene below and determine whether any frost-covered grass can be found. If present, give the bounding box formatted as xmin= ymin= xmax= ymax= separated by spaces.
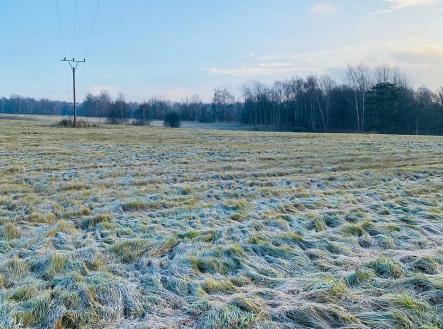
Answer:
xmin=0 ymin=119 xmax=442 ymax=329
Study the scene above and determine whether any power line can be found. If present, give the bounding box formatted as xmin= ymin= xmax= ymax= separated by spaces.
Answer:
xmin=85 ymin=0 xmax=101 ymax=58
xmin=73 ymin=0 xmax=77 ymax=58
xmin=55 ymin=0 xmax=66 ymax=55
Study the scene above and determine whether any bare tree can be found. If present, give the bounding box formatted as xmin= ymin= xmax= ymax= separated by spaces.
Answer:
xmin=98 ymin=90 xmax=111 ymax=123
xmin=213 ymin=89 xmax=236 ymax=121
xmin=437 ymin=87 xmax=443 ymax=105
xmin=374 ymin=64 xmax=407 ymax=87
xmin=346 ymin=65 xmax=361 ymax=131
xmin=319 ymin=75 xmax=336 ymax=130
xmin=355 ymin=65 xmax=372 ymax=130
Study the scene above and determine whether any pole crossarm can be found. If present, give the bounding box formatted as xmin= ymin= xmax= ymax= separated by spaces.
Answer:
xmin=62 ymin=57 xmax=85 ymax=127
xmin=62 ymin=57 xmax=86 ymax=69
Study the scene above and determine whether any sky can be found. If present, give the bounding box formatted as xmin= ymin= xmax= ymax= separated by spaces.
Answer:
xmin=0 ymin=0 xmax=442 ymax=102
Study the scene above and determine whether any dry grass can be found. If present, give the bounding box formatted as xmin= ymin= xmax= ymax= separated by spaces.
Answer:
xmin=0 ymin=119 xmax=442 ymax=328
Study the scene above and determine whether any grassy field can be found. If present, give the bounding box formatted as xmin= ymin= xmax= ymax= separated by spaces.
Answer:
xmin=0 ymin=119 xmax=442 ymax=329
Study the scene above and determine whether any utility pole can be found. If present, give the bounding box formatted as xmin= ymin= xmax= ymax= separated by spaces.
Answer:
xmin=62 ymin=57 xmax=85 ymax=127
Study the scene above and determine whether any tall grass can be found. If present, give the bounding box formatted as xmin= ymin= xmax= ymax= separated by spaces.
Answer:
xmin=0 ymin=119 xmax=442 ymax=328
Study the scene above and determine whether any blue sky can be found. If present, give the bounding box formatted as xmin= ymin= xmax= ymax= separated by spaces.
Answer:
xmin=0 ymin=0 xmax=442 ymax=101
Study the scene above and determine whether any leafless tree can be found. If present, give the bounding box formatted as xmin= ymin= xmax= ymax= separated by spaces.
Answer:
xmin=437 ymin=87 xmax=443 ymax=105
xmin=319 ymin=75 xmax=336 ymax=130
xmin=346 ymin=65 xmax=361 ymax=131
xmin=374 ymin=64 xmax=407 ymax=87
xmin=354 ymin=65 xmax=372 ymax=130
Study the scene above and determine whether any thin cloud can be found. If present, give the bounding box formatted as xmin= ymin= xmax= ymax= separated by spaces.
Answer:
xmin=204 ymin=43 xmax=443 ymax=89
xmin=311 ymin=3 xmax=337 ymax=13
xmin=375 ymin=0 xmax=438 ymax=14
xmin=205 ymin=62 xmax=301 ymax=77
xmin=204 ymin=47 xmax=382 ymax=79
xmin=391 ymin=44 xmax=443 ymax=65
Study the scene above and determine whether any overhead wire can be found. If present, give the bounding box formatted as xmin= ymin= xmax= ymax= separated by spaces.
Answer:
xmin=84 ymin=0 xmax=101 ymax=58
xmin=73 ymin=0 xmax=77 ymax=58
xmin=55 ymin=0 xmax=66 ymax=56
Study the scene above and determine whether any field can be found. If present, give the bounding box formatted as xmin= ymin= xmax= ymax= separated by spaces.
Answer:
xmin=0 ymin=119 xmax=442 ymax=329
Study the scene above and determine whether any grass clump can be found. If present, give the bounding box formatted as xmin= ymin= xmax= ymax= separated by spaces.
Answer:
xmin=229 ymin=297 xmax=265 ymax=315
xmin=150 ymin=237 xmax=179 ymax=257
xmin=368 ymin=257 xmax=405 ymax=278
xmin=45 ymin=253 xmax=69 ymax=278
xmin=386 ymin=293 xmax=440 ymax=328
xmin=122 ymin=200 xmax=150 ymax=211
xmin=4 ymin=165 xmax=25 ymax=174
xmin=230 ymin=211 xmax=248 ymax=222
xmin=3 ymin=257 xmax=29 ymax=281
xmin=8 ymin=284 xmax=39 ymax=302
xmin=0 ymin=273 xmax=5 ymax=288
xmin=305 ymin=276 xmax=349 ymax=302
xmin=25 ymin=212 xmax=56 ymax=224
xmin=83 ymin=213 xmax=113 ymax=228
xmin=56 ymin=118 xmax=91 ymax=128
xmin=46 ymin=220 xmax=77 ymax=237
xmin=55 ymin=311 xmax=82 ymax=329
xmin=191 ymin=256 xmax=241 ymax=275
xmin=191 ymin=257 xmax=227 ymax=275
xmin=178 ymin=230 xmax=200 ymax=239
xmin=410 ymin=257 xmax=439 ymax=275
xmin=179 ymin=230 xmax=216 ymax=242
xmin=225 ymin=199 xmax=250 ymax=222
xmin=180 ymin=185 xmax=192 ymax=195
xmin=310 ymin=217 xmax=326 ymax=232
xmin=0 ymin=223 xmax=21 ymax=240
xmin=202 ymin=278 xmax=236 ymax=294
xmin=248 ymin=235 xmax=297 ymax=260
xmin=197 ymin=304 xmax=259 ymax=329
xmin=346 ymin=269 xmax=374 ymax=286
xmin=190 ymin=244 xmax=245 ymax=275
xmin=60 ymin=182 xmax=91 ymax=191
xmin=111 ymin=239 xmax=148 ymax=262
xmin=284 ymin=304 xmax=359 ymax=328
xmin=279 ymin=231 xmax=304 ymax=243
xmin=14 ymin=292 xmax=52 ymax=328
xmin=389 ymin=293 xmax=428 ymax=312
xmin=84 ymin=254 xmax=107 ymax=272
xmin=224 ymin=199 xmax=249 ymax=211
xmin=341 ymin=224 xmax=364 ymax=237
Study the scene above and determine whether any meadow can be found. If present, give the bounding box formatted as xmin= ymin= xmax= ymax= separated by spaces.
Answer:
xmin=0 ymin=119 xmax=442 ymax=329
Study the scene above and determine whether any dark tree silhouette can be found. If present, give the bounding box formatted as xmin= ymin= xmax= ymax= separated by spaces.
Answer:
xmin=164 ymin=111 xmax=181 ymax=128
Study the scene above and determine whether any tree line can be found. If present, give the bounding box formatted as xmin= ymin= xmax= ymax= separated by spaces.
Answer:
xmin=1 ymin=65 xmax=442 ymax=135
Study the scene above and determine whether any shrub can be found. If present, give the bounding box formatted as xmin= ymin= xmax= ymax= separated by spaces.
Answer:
xmin=56 ymin=119 xmax=90 ymax=128
xmin=164 ymin=111 xmax=181 ymax=128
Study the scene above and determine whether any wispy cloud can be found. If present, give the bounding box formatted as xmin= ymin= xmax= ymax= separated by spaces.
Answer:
xmin=203 ymin=43 xmax=443 ymax=89
xmin=391 ymin=44 xmax=443 ymax=65
xmin=206 ymin=62 xmax=300 ymax=77
xmin=204 ymin=47 xmax=382 ymax=79
xmin=311 ymin=3 xmax=337 ymax=14
xmin=376 ymin=0 xmax=438 ymax=14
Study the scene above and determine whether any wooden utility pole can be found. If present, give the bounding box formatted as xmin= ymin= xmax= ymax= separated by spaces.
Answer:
xmin=62 ymin=57 xmax=85 ymax=127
